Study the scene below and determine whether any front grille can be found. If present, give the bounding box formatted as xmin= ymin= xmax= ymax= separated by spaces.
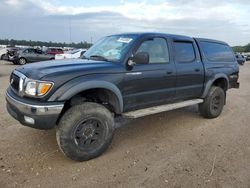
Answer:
xmin=11 ymin=73 xmax=20 ymax=92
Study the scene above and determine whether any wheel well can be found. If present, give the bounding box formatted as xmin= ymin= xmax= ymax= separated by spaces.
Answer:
xmin=212 ymin=78 xmax=228 ymax=91
xmin=58 ymin=88 xmax=121 ymax=124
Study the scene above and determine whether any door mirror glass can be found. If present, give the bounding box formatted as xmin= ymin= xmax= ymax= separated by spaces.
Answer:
xmin=129 ymin=52 xmax=149 ymax=66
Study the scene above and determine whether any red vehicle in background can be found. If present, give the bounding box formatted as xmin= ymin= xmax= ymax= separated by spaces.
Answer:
xmin=46 ymin=48 xmax=64 ymax=55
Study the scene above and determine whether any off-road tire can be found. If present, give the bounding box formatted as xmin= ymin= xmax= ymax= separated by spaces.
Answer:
xmin=199 ymin=86 xmax=225 ymax=119
xmin=56 ymin=102 xmax=115 ymax=161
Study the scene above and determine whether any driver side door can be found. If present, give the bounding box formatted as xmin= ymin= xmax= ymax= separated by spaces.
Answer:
xmin=122 ymin=36 xmax=176 ymax=112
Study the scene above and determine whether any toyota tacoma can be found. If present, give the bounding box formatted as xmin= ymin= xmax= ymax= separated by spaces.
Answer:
xmin=6 ymin=33 xmax=240 ymax=161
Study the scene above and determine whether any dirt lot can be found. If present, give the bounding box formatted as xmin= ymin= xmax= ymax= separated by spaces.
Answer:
xmin=0 ymin=60 xmax=249 ymax=188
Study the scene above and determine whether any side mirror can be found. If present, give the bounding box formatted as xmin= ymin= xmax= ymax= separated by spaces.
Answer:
xmin=128 ymin=52 xmax=149 ymax=66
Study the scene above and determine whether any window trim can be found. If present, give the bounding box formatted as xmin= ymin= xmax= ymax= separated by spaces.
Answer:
xmin=134 ymin=37 xmax=170 ymax=65
xmin=173 ymin=41 xmax=196 ymax=63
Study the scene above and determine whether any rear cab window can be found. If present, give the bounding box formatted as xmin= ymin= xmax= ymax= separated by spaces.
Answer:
xmin=199 ymin=41 xmax=235 ymax=62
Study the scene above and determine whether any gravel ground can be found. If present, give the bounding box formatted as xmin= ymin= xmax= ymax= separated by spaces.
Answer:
xmin=0 ymin=60 xmax=249 ymax=188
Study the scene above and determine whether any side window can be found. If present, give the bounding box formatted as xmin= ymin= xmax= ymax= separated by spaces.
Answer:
xmin=35 ymin=49 xmax=43 ymax=54
xmin=27 ymin=49 xmax=35 ymax=54
xmin=174 ymin=42 xmax=195 ymax=63
xmin=200 ymin=41 xmax=235 ymax=62
xmin=58 ymin=49 xmax=63 ymax=53
xmin=136 ymin=37 xmax=169 ymax=64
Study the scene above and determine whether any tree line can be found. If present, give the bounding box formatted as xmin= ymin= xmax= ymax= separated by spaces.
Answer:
xmin=1 ymin=38 xmax=249 ymax=53
xmin=0 ymin=39 xmax=92 ymax=49
xmin=232 ymin=43 xmax=250 ymax=53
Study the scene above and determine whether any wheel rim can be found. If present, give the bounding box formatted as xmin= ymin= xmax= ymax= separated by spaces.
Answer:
xmin=19 ymin=59 xmax=26 ymax=64
xmin=211 ymin=95 xmax=222 ymax=113
xmin=73 ymin=118 xmax=105 ymax=150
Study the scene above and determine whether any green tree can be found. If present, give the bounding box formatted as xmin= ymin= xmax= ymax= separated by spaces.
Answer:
xmin=0 ymin=39 xmax=92 ymax=49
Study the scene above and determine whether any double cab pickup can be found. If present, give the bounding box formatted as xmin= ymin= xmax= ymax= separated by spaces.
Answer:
xmin=6 ymin=33 xmax=239 ymax=161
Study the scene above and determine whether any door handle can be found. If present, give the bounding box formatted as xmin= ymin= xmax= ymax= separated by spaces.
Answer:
xmin=166 ymin=71 xmax=173 ymax=75
xmin=194 ymin=68 xmax=200 ymax=72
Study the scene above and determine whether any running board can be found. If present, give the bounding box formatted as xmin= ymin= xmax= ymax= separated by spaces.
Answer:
xmin=123 ymin=99 xmax=204 ymax=118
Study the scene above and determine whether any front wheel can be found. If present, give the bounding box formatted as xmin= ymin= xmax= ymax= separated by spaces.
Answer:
xmin=199 ymin=86 xmax=225 ymax=119
xmin=56 ymin=102 xmax=115 ymax=161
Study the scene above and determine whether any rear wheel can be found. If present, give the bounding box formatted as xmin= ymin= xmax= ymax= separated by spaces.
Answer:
xmin=199 ymin=86 xmax=225 ymax=119
xmin=18 ymin=58 xmax=27 ymax=65
xmin=56 ymin=102 xmax=115 ymax=161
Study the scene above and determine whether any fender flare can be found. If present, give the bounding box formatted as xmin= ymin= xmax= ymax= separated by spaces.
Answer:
xmin=201 ymin=73 xmax=229 ymax=98
xmin=49 ymin=80 xmax=123 ymax=113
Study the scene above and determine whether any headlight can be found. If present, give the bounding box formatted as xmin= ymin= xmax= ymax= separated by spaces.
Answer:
xmin=24 ymin=80 xmax=53 ymax=97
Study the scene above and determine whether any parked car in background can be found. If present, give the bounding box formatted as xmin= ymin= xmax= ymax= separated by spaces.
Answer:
xmin=46 ymin=48 xmax=64 ymax=55
xmin=0 ymin=47 xmax=20 ymax=61
xmin=0 ymin=48 xmax=7 ymax=60
xmin=235 ymin=54 xmax=245 ymax=65
xmin=11 ymin=48 xmax=55 ymax=65
xmin=246 ymin=55 xmax=250 ymax=61
xmin=55 ymin=49 xmax=87 ymax=60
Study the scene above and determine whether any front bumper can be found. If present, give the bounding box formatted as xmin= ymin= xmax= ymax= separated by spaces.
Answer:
xmin=6 ymin=89 xmax=64 ymax=129
xmin=9 ymin=55 xmax=18 ymax=62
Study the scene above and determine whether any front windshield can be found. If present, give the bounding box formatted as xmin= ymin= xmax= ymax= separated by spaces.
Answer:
xmin=83 ymin=34 xmax=137 ymax=62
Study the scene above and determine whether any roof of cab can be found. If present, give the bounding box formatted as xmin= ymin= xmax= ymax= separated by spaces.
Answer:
xmin=195 ymin=38 xmax=228 ymax=45
xmin=110 ymin=32 xmax=228 ymax=45
xmin=108 ymin=32 xmax=229 ymax=46
xmin=110 ymin=32 xmax=194 ymax=40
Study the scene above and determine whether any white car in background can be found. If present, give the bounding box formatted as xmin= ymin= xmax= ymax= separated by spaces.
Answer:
xmin=55 ymin=49 xmax=87 ymax=60
xmin=0 ymin=48 xmax=7 ymax=60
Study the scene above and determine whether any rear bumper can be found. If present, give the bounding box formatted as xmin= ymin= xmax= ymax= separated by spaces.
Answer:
xmin=6 ymin=89 xmax=64 ymax=129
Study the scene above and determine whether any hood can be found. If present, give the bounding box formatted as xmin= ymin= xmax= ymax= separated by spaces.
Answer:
xmin=15 ymin=59 xmax=122 ymax=80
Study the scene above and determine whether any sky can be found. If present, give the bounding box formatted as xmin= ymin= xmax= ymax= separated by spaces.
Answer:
xmin=0 ymin=0 xmax=249 ymax=46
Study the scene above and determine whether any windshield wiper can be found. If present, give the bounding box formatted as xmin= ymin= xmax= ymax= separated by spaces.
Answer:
xmin=89 ymin=55 xmax=109 ymax=61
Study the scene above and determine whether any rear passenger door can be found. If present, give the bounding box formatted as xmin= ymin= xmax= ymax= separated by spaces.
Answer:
xmin=24 ymin=49 xmax=36 ymax=62
xmin=36 ymin=50 xmax=50 ymax=61
xmin=173 ymin=40 xmax=204 ymax=100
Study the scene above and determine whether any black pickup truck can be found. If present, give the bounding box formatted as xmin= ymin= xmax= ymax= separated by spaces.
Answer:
xmin=6 ymin=33 xmax=239 ymax=161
